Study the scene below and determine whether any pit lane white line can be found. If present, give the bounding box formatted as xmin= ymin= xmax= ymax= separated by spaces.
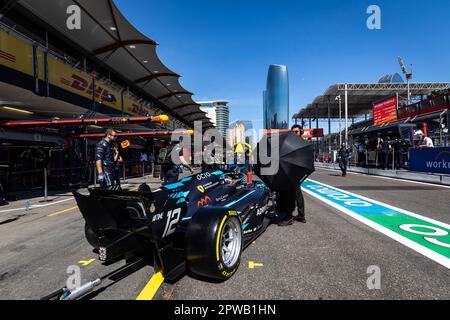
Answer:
xmin=0 ymin=198 xmax=75 ymax=214
xmin=0 ymin=184 xmax=134 ymax=214
xmin=316 ymin=167 xmax=450 ymax=190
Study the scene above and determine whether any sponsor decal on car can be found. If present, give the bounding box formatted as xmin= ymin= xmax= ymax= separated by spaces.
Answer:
xmin=257 ymin=205 xmax=268 ymax=216
xmin=216 ymin=194 xmax=230 ymax=202
xmin=197 ymin=196 xmax=212 ymax=207
xmin=152 ymin=213 xmax=164 ymax=222
xmin=196 ymin=172 xmax=211 ymax=180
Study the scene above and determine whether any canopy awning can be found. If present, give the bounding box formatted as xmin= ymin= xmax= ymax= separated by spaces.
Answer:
xmin=294 ymin=83 xmax=450 ymax=119
xmin=17 ymin=0 xmax=213 ymax=129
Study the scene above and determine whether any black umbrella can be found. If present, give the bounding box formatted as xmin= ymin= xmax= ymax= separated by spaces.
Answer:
xmin=254 ymin=132 xmax=315 ymax=191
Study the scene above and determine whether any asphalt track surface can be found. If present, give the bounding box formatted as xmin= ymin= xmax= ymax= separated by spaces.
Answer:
xmin=0 ymin=168 xmax=449 ymax=300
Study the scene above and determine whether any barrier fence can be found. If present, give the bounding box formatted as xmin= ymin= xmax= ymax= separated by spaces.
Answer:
xmin=0 ymin=161 xmax=156 ymax=202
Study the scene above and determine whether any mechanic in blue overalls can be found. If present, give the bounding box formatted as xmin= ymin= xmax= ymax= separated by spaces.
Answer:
xmin=95 ymin=129 xmax=118 ymax=189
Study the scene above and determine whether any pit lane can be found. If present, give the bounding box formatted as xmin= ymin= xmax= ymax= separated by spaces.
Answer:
xmin=0 ymin=168 xmax=449 ymax=300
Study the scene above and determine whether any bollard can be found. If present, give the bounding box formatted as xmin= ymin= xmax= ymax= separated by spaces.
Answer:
xmin=392 ymin=147 xmax=395 ymax=171
xmin=365 ymin=150 xmax=368 ymax=168
xmin=375 ymin=151 xmax=379 ymax=169
xmin=44 ymin=168 xmax=48 ymax=202
xmin=142 ymin=162 xmax=145 ymax=178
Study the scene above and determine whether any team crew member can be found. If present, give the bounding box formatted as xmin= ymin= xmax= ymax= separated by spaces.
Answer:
xmin=161 ymin=139 xmax=193 ymax=184
xmin=95 ymin=129 xmax=118 ymax=189
xmin=416 ymin=130 xmax=434 ymax=148
xmin=112 ymin=141 xmax=124 ymax=189
xmin=291 ymin=125 xmax=306 ymax=223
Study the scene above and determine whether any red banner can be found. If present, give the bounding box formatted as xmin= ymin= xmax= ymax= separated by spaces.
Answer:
xmin=302 ymin=128 xmax=324 ymax=139
xmin=373 ymin=97 xmax=398 ymax=126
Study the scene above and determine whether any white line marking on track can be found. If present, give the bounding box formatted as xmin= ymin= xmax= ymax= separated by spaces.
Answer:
xmin=316 ymin=167 xmax=450 ymax=190
xmin=303 ymin=179 xmax=450 ymax=269
xmin=0 ymin=198 xmax=75 ymax=214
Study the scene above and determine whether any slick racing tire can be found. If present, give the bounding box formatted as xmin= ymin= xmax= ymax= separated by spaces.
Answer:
xmin=186 ymin=209 xmax=243 ymax=281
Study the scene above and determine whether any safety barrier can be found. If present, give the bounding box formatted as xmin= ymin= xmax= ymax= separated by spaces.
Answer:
xmin=0 ymin=161 xmax=155 ymax=202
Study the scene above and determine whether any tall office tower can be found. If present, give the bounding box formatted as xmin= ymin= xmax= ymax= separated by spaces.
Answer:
xmin=263 ymin=65 xmax=289 ymax=130
xmin=198 ymin=100 xmax=230 ymax=138
xmin=228 ymin=120 xmax=256 ymax=147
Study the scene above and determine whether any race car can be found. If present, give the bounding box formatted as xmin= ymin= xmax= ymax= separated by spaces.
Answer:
xmin=74 ymin=170 xmax=274 ymax=282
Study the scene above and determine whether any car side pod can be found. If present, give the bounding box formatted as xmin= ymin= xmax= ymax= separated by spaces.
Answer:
xmin=185 ymin=208 xmax=243 ymax=282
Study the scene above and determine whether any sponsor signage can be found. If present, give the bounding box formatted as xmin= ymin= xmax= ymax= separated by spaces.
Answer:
xmin=0 ymin=30 xmax=156 ymax=117
xmin=409 ymin=147 xmax=450 ymax=174
xmin=303 ymin=180 xmax=450 ymax=268
xmin=0 ymin=30 xmax=33 ymax=75
xmin=373 ymin=96 xmax=398 ymax=126
xmin=197 ymin=196 xmax=212 ymax=207
xmin=302 ymin=129 xmax=324 ymax=139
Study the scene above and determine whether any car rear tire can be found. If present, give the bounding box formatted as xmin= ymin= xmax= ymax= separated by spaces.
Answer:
xmin=186 ymin=209 xmax=243 ymax=281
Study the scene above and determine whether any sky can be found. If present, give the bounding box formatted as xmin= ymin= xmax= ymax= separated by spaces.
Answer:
xmin=115 ymin=0 xmax=450 ymax=133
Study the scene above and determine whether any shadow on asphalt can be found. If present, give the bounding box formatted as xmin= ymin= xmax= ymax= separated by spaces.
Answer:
xmin=80 ymin=258 xmax=153 ymax=300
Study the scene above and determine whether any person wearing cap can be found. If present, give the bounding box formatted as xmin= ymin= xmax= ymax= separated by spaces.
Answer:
xmin=416 ymin=130 xmax=434 ymax=148
xmin=291 ymin=125 xmax=307 ymax=223
xmin=278 ymin=125 xmax=307 ymax=226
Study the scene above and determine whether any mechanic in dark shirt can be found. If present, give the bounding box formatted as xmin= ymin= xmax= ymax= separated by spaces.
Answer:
xmin=95 ymin=129 xmax=118 ymax=188
xmin=392 ymin=138 xmax=404 ymax=170
xmin=162 ymin=139 xmax=193 ymax=185
xmin=381 ymin=137 xmax=392 ymax=170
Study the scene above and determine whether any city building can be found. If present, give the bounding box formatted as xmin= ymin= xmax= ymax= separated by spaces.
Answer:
xmin=228 ymin=120 xmax=256 ymax=147
xmin=263 ymin=65 xmax=290 ymax=130
xmin=198 ymin=100 xmax=230 ymax=137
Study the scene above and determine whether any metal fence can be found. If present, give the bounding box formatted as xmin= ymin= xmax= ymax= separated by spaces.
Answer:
xmin=0 ymin=161 xmax=155 ymax=202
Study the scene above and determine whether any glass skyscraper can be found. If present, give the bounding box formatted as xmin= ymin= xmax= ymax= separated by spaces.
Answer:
xmin=197 ymin=100 xmax=230 ymax=138
xmin=263 ymin=65 xmax=289 ymax=130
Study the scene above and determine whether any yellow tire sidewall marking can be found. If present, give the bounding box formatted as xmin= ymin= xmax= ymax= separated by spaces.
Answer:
xmin=216 ymin=216 xmax=228 ymax=262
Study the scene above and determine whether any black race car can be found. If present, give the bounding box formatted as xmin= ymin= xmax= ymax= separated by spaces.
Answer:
xmin=43 ymin=132 xmax=314 ymax=300
xmin=74 ymin=170 xmax=274 ymax=282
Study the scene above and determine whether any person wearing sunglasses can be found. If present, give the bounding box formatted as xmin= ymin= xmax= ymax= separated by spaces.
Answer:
xmin=291 ymin=125 xmax=306 ymax=223
xmin=95 ymin=129 xmax=118 ymax=189
xmin=277 ymin=125 xmax=307 ymax=227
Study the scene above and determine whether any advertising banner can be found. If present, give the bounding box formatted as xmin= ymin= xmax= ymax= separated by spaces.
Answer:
xmin=302 ymin=129 xmax=324 ymax=139
xmin=0 ymin=29 xmax=34 ymax=76
xmin=0 ymin=30 xmax=160 ymax=118
xmin=373 ymin=96 xmax=398 ymax=126
xmin=47 ymin=56 xmax=122 ymax=112
xmin=409 ymin=147 xmax=450 ymax=174
xmin=124 ymin=94 xmax=155 ymax=117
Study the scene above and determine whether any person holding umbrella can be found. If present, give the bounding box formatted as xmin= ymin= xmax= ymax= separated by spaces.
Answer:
xmin=254 ymin=131 xmax=315 ymax=227
xmin=291 ymin=125 xmax=306 ymax=223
